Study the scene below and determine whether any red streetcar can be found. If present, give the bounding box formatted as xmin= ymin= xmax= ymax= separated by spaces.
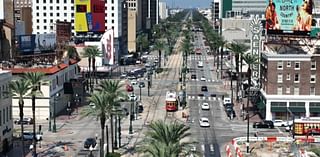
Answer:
xmin=165 ymin=91 xmax=178 ymax=112
xmin=294 ymin=117 xmax=320 ymax=135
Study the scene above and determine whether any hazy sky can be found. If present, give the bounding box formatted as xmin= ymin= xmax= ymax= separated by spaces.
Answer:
xmin=163 ymin=0 xmax=212 ymax=8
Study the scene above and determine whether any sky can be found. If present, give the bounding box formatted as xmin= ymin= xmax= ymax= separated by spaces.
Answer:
xmin=163 ymin=0 xmax=212 ymax=9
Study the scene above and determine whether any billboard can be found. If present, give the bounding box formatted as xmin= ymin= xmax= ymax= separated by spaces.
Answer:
xmin=18 ymin=35 xmax=36 ymax=54
xmin=17 ymin=34 xmax=56 ymax=54
xmin=265 ymin=0 xmax=314 ymax=35
xmin=101 ymin=29 xmax=114 ymax=65
xmin=0 ymin=0 xmax=3 ymax=20
xmin=75 ymin=0 xmax=105 ymax=32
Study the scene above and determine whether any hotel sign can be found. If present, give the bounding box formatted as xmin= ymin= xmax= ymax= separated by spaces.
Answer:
xmin=0 ymin=0 xmax=3 ymax=20
xmin=250 ymin=16 xmax=262 ymax=81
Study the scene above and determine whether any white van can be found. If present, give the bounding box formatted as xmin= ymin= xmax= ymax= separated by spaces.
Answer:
xmin=223 ymin=97 xmax=231 ymax=105
xmin=197 ymin=61 xmax=203 ymax=68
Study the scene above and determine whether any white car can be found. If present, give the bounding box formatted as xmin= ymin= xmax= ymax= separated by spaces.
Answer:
xmin=223 ymin=98 xmax=231 ymax=105
xmin=197 ymin=61 xmax=203 ymax=68
xmin=131 ymin=80 xmax=138 ymax=85
xmin=128 ymin=93 xmax=138 ymax=101
xmin=285 ymin=125 xmax=292 ymax=132
xmin=201 ymin=103 xmax=210 ymax=110
xmin=200 ymin=76 xmax=206 ymax=81
xmin=273 ymin=120 xmax=289 ymax=127
xmin=199 ymin=117 xmax=210 ymax=127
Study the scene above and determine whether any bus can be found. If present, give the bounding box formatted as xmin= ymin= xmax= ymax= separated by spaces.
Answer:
xmin=166 ymin=91 xmax=178 ymax=112
xmin=294 ymin=117 xmax=320 ymax=135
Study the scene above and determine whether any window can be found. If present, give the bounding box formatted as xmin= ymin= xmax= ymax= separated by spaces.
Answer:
xmin=286 ymin=73 xmax=290 ymax=80
xmin=36 ymin=0 xmax=39 ymax=3
xmin=310 ymin=75 xmax=316 ymax=83
xmin=43 ymin=6 xmax=46 ymax=10
xmin=36 ymin=6 xmax=39 ymax=10
xmin=37 ymin=26 xmax=40 ymax=29
xmin=277 ymin=61 xmax=283 ymax=69
xmin=71 ymin=13 xmax=74 ymax=17
xmin=36 ymin=13 xmax=39 ymax=16
xmin=277 ymin=86 xmax=282 ymax=95
xmin=112 ymin=13 xmax=114 ymax=17
xmin=57 ymin=0 xmax=59 ymax=3
xmin=50 ymin=13 xmax=53 ymax=16
xmin=57 ymin=13 xmax=60 ymax=16
xmin=50 ymin=19 xmax=53 ymax=23
xmin=295 ymin=62 xmax=300 ymax=70
xmin=277 ymin=74 xmax=283 ymax=83
xmin=112 ymin=0 xmax=114 ymax=3
xmin=286 ymin=87 xmax=290 ymax=94
xmin=50 ymin=26 xmax=53 ymax=30
xmin=50 ymin=6 xmax=53 ymax=10
xmin=57 ymin=6 xmax=60 ymax=10
xmin=44 ymin=26 xmax=47 ymax=29
xmin=112 ymin=6 xmax=114 ymax=10
xmin=43 ymin=19 xmax=47 ymax=23
xmin=311 ymin=61 xmax=316 ymax=70
xmin=64 ymin=6 xmax=67 ymax=10
xmin=294 ymin=74 xmax=299 ymax=83
xmin=43 ymin=13 xmax=46 ymax=16
xmin=64 ymin=13 xmax=67 ymax=16
xmin=112 ymin=20 xmax=114 ymax=23
xmin=44 ymin=0 xmax=46 ymax=3
xmin=64 ymin=0 xmax=67 ymax=3
xmin=287 ymin=61 xmax=291 ymax=67
xmin=310 ymin=87 xmax=315 ymax=95
xmin=294 ymin=87 xmax=299 ymax=95
xmin=36 ymin=19 xmax=39 ymax=23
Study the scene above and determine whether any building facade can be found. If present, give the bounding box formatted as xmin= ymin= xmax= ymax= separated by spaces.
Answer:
xmin=0 ymin=71 xmax=13 ymax=153
xmin=9 ymin=60 xmax=79 ymax=120
xmin=127 ymin=9 xmax=137 ymax=53
xmin=31 ymin=0 xmax=74 ymax=35
xmin=231 ymin=0 xmax=266 ymax=16
xmin=260 ymin=41 xmax=320 ymax=120
xmin=159 ymin=1 xmax=168 ymax=20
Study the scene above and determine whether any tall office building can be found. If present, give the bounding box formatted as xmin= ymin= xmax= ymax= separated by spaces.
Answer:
xmin=32 ymin=0 xmax=74 ymax=35
xmin=231 ymin=0 xmax=266 ymax=16
xmin=1 ymin=0 xmax=15 ymax=60
xmin=159 ymin=1 xmax=168 ymax=20
xmin=127 ymin=0 xmax=142 ymax=31
xmin=121 ymin=1 xmax=128 ymax=55
xmin=141 ymin=0 xmax=159 ymax=32
xmin=127 ymin=9 xmax=137 ymax=53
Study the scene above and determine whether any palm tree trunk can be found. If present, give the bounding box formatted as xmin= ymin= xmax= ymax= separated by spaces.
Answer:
xmin=110 ymin=114 xmax=114 ymax=152
xmin=93 ymin=58 xmax=97 ymax=85
xmin=216 ymin=49 xmax=220 ymax=79
xmin=159 ymin=50 xmax=162 ymax=68
xmin=88 ymin=58 xmax=92 ymax=93
xmin=239 ymin=55 xmax=243 ymax=102
xmin=32 ymin=94 xmax=37 ymax=155
xmin=235 ymin=54 xmax=240 ymax=103
xmin=220 ymin=46 xmax=223 ymax=79
xmin=100 ymin=117 xmax=106 ymax=157
xmin=246 ymin=66 xmax=251 ymax=153
xmin=19 ymin=101 xmax=25 ymax=156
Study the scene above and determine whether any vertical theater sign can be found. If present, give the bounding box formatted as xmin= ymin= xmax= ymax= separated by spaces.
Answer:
xmin=250 ymin=16 xmax=262 ymax=84
xmin=101 ymin=29 xmax=114 ymax=65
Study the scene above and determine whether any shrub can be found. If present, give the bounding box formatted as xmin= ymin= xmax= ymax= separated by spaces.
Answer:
xmin=105 ymin=152 xmax=121 ymax=157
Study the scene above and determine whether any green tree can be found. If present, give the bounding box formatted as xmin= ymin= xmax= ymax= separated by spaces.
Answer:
xmin=82 ymin=92 xmax=113 ymax=157
xmin=137 ymin=33 xmax=148 ymax=56
xmin=227 ymin=42 xmax=249 ymax=101
xmin=22 ymin=72 xmax=45 ymax=155
xmin=96 ymin=80 xmax=126 ymax=152
xmin=137 ymin=120 xmax=196 ymax=157
xmin=153 ymin=40 xmax=165 ymax=68
xmin=83 ymin=46 xmax=101 ymax=91
xmin=66 ymin=45 xmax=80 ymax=60
xmin=9 ymin=79 xmax=31 ymax=156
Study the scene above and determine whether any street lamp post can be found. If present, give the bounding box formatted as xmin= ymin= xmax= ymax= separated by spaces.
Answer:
xmin=52 ymin=93 xmax=60 ymax=133
xmin=118 ymin=115 xmax=121 ymax=148
xmin=129 ymin=99 xmax=133 ymax=134
xmin=48 ymin=103 xmax=52 ymax=131
xmin=114 ymin=114 xmax=118 ymax=149
xmin=139 ymin=84 xmax=142 ymax=101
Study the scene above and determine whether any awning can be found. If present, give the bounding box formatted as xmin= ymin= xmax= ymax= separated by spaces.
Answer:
xmin=309 ymin=108 xmax=320 ymax=113
xmin=289 ymin=107 xmax=305 ymax=112
xmin=271 ymin=107 xmax=287 ymax=112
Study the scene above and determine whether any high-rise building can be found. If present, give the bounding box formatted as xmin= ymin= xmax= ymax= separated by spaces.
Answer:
xmin=159 ymin=1 xmax=168 ymax=20
xmin=127 ymin=9 xmax=137 ymax=53
xmin=121 ymin=1 xmax=128 ymax=55
xmin=32 ymin=0 xmax=74 ymax=35
xmin=141 ymin=0 xmax=159 ymax=32
xmin=127 ymin=0 xmax=142 ymax=31
xmin=231 ymin=0 xmax=265 ymax=16
xmin=1 ymin=0 xmax=15 ymax=60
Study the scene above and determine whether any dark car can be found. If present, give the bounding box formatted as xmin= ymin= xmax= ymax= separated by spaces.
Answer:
xmin=139 ymin=82 xmax=145 ymax=88
xmin=138 ymin=105 xmax=144 ymax=113
xmin=224 ymin=103 xmax=234 ymax=108
xmin=14 ymin=118 xmax=33 ymax=125
xmin=253 ymin=120 xmax=274 ymax=129
xmin=226 ymin=109 xmax=236 ymax=119
xmin=84 ymin=138 xmax=97 ymax=149
xmin=191 ymin=74 xmax=196 ymax=80
xmin=201 ymin=86 xmax=208 ymax=92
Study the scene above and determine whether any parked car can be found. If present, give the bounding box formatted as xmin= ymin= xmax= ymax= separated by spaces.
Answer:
xmin=226 ymin=109 xmax=236 ymax=119
xmin=14 ymin=118 xmax=34 ymax=125
xmin=200 ymin=76 xmax=206 ymax=81
xmin=128 ymin=93 xmax=138 ymax=101
xmin=199 ymin=117 xmax=210 ymax=127
xmin=131 ymin=80 xmax=138 ymax=85
xmin=191 ymin=74 xmax=196 ymax=80
xmin=223 ymin=98 xmax=231 ymax=105
xmin=23 ymin=132 xmax=42 ymax=141
xmin=138 ymin=105 xmax=144 ymax=113
xmin=84 ymin=138 xmax=97 ymax=149
xmin=120 ymin=72 xmax=127 ymax=79
xmin=253 ymin=120 xmax=274 ymax=129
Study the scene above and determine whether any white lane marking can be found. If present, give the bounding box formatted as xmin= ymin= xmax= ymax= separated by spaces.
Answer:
xmin=192 ymin=96 xmax=195 ymax=99
xmin=201 ymin=144 xmax=205 ymax=152
xmin=208 ymin=97 xmax=211 ymax=100
xmin=198 ymin=96 xmax=201 ymax=100
xmin=213 ymin=97 xmax=216 ymax=101
xmin=202 ymin=97 xmax=206 ymax=100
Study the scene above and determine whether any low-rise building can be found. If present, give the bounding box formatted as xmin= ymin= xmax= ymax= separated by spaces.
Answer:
xmin=0 ymin=70 xmax=13 ymax=153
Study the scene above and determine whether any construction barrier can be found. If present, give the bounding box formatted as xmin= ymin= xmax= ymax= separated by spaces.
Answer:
xmin=225 ymin=145 xmax=232 ymax=157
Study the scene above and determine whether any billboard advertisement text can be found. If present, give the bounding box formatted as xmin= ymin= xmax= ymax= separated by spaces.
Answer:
xmin=265 ymin=0 xmax=314 ymax=35
xmin=75 ymin=0 xmax=105 ymax=32
xmin=17 ymin=34 xmax=56 ymax=54
xmin=101 ymin=29 xmax=114 ymax=65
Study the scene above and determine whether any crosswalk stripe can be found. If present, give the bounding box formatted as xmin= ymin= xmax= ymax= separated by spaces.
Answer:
xmin=213 ymin=97 xmax=216 ymax=101
xmin=202 ymin=97 xmax=206 ymax=100
xmin=198 ymin=96 xmax=201 ymax=100
xmin=201 ymin=144 xmax=205 ymax=152
xmin=208 ymin=97 xmax=211 ymax=100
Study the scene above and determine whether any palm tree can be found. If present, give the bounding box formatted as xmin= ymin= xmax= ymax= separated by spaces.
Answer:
xmin=9 ymin=79 xmax=31 ymax=156
xmin=242 ymin=53 xmax=259 ymax=153
xmin=137 ymin=120 xmax=196 ymax=157
xmin=22 ymin=72 xmax=45 ymax=156
xmin=83 ymin=46 xmax=100 ymax=91
xmin=67 ymin=45 xmax=80 ymax=61
xmin=82 ymin=92 xmax=113 ymax=157
xmin=153 ymin=40 xmax=165 ymax=68
xmin=83 ymin=46 xmax=93 ymax=91
xmin=137 ymin=33 xmax=148 ymax=56
xmin=227 ymin=42 xmax=249 ymax=101
xmin=96 ymin=80 xmax=126 ymax=152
